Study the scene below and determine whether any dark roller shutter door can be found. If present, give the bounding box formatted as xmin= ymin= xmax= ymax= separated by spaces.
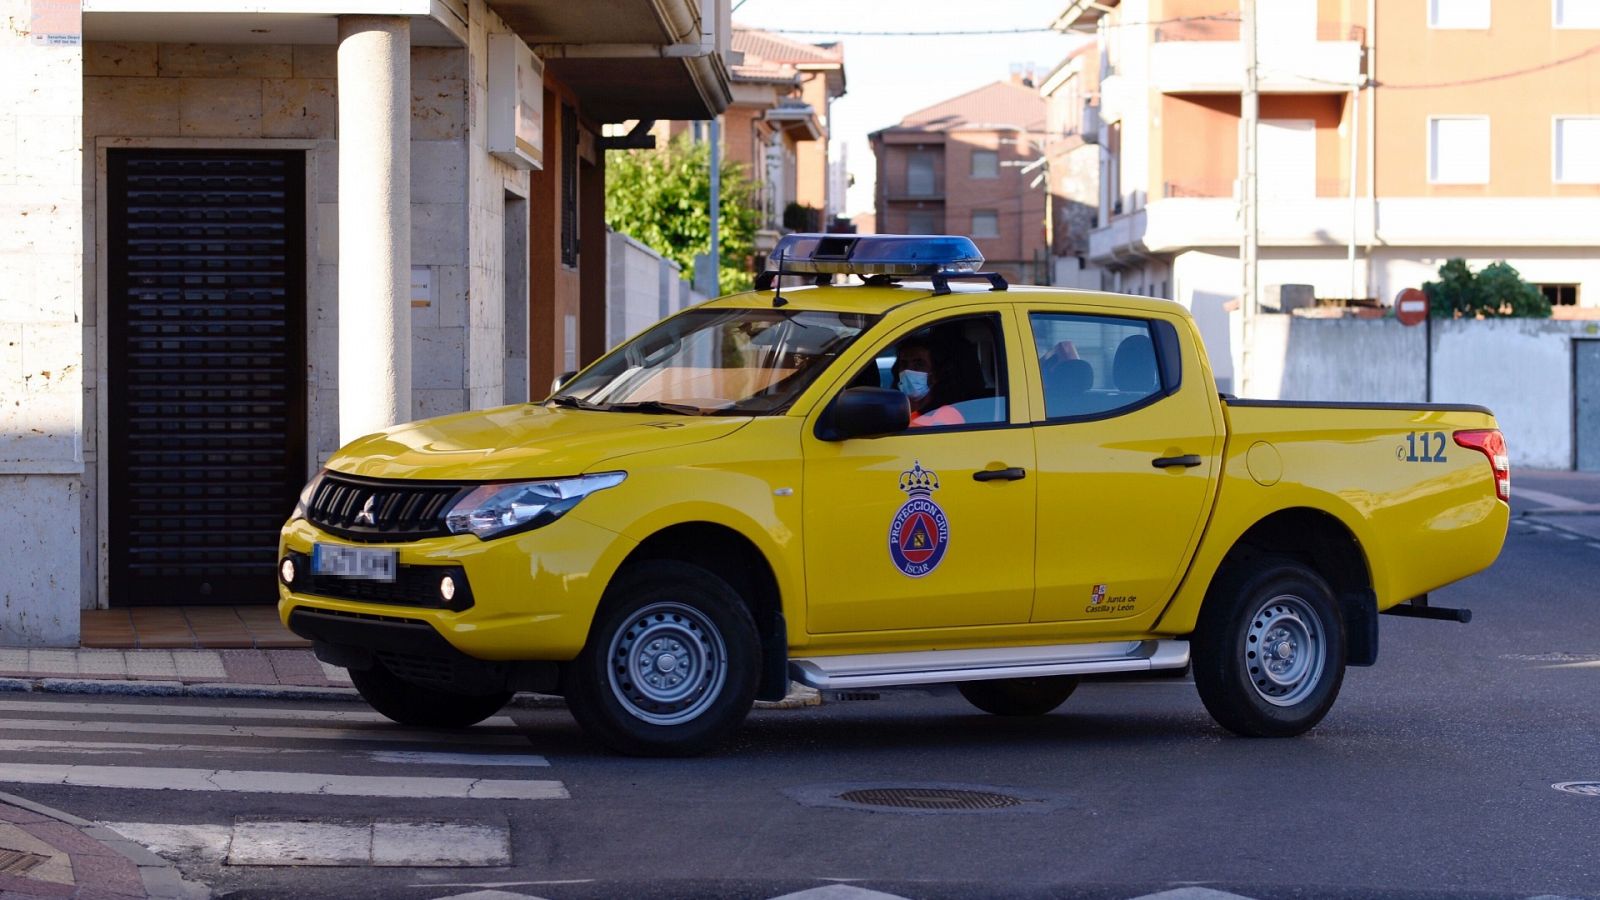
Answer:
xmin=107 ymin=150 xmax=307 ymax=606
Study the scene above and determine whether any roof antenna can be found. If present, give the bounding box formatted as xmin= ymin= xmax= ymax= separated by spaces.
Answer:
xmin=771 ymin=247 xmax=789 ymax=308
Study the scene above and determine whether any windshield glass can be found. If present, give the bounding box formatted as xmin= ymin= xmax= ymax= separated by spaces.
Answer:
xmin=552 ymin=308 xmax=878 ymax=415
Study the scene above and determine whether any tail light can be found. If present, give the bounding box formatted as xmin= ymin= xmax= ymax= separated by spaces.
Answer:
xmin=1454 ymin=429 xmax=1510 ymax=503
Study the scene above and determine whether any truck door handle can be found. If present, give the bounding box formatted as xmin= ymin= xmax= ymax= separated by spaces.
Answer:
xmin=973 ymin=467 xmax=1027 ymax=482
xmin=1152 ymin=454 xmax=1203 ymax=469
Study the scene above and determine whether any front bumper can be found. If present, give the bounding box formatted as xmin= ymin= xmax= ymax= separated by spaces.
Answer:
xmin=277 ymin=513 xmax=637 ymax=663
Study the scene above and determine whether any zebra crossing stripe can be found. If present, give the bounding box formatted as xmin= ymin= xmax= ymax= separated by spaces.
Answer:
xmin=0 ymin=763 xmax=567 ymax=799
xmin=0 ymin=738 xmax=548 ymax=766
xmin=0 ymin=718 xmax=529 ymax=745
xmin=0 ymin=698 xmax=516 ymax=727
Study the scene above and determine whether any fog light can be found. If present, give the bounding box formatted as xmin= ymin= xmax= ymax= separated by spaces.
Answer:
xmin=439 ymin=575 xmax=456 ymax=602
xmin=279 ymin=557 xmax=296 ymax=585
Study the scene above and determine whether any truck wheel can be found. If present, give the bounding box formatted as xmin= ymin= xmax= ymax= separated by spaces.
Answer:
xmin=957 ymin=676 xmax=1079 ymax=716
xmin=348 ymin=661 xmax=512 ymax=729
xmin=564 ymin=560 xmax=759 ymax=757
xmin=1193 ymin=556 xmax=1346 ymax=737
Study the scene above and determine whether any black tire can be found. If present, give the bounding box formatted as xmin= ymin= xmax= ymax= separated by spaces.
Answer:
xmin=957 ymin=676 xmax=1079 ymax=716
xmin=1192 ymin=556 xmax=1346 ymax=737
xmin=348 ymin=661 xmax=512 ymax=729
xmin=564 ymin=560 xmax=760 ymax=757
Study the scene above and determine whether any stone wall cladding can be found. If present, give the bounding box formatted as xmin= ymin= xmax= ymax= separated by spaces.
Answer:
xmin=1 ymin=8 xmax=84 ymax=646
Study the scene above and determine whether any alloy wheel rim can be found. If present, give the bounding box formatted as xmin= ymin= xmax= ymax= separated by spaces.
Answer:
xmin=607 ymin=601 xmax=728 ymax=726
xmin=1243 ymin=593 xmax=1326 ymax=707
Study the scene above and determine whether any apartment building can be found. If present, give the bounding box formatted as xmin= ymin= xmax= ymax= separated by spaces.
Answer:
xmin=0 ymin=0 xmax=735 ymax=645
xmin=870 ymin=76 xmax=1051 ymax=286
xmin=1039 ymin=43 xmax=1104 ymax=287
xmin=1056 ymin=0 xmax=1600 ymax=390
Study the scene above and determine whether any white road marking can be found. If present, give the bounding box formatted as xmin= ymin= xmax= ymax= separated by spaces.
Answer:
xmin=1516 ymin=487 xmax=1587 ymax=510
xmin=0 ymin=718 xmax=528 ymax=745
xmin=0 ymin=763 xmax=567 ymax=799
xmin=1588 ymin=543 xmax=1600 ymax=551
xmin=103 ymin=822 xmax=232 ymax=863
xmin=772 ymin=887 xmax=914 ymax=900
xmin=1559 ymin=532 xmax=1581 ymax=540
xmin=428 ymin=892 xmax=553 ymax=900
xmin=0 ymin=738 xmax=547 ymax=766
xmin=0 ymin=698 xmax=515 ymax=727
xmin=1542 ymin=660 xmax=1600 ymax=670
xmin=370 ymin=820 xmax=510 ymax=867
xmin=228 ymin=821 xmax=371 ymax=867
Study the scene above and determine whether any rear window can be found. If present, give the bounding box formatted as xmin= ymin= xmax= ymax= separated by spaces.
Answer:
xmin=1029 ymin=313 xmax=1180 ymax=420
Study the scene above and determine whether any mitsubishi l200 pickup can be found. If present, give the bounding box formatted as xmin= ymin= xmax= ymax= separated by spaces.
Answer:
xmin=279 ymin=234 xmax=1508 ymax=756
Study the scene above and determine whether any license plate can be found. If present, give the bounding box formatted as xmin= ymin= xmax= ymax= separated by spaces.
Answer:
xmin=312 ymin=543 xmax=397 ymax=582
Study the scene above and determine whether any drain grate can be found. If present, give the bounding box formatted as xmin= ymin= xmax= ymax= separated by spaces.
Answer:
xmin=0 ymin=849 xmax=50 ymax=877
xmin=838 ymin=787 xmax=1022 ymax=810
xmin=1553 ymin=781 xmax=1600 ymax=797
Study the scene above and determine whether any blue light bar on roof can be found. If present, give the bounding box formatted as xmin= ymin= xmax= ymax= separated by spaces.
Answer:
xmin=764 ymin=233 xmax=985 ymax=277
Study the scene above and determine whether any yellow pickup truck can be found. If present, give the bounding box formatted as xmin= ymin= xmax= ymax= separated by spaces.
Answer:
xmin=279 ymin=234 xmax=1509 ymax=756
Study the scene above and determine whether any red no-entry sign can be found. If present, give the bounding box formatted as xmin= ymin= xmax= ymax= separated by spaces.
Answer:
xmin=1396 ymin=287 xmax=1429 ymax=326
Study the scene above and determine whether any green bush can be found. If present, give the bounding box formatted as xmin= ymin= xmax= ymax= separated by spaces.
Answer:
xmin=1423 ymin=258 xmax=1551 ymax=318
xmin=604 ymin=134 xmax=760 ymax=293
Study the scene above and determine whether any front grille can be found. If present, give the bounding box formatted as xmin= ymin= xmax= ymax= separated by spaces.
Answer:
xmin=305 ymin=472 xmax=463 ymax=541
xmin=284 ymin=551 xmax=474 ymax=611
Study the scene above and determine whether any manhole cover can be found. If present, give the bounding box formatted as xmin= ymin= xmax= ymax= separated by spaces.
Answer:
xmin=1553 ymin=781 xmax=1600 ymax=797
xmin=0 ymin=848 xmax=50 ymax=877
xmin=837 ymin=787 xmax=1022 ymax=810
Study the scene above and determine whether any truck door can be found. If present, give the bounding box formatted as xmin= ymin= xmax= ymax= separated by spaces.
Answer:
xmin=801 ymin=309 xmax=1037 ymax=633
xmin=1024 ymin=309 xmax=1222 ymax=624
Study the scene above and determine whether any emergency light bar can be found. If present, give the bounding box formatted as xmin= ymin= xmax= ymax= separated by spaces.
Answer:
xmin=754 ymin=233 xmax=1008 ymax=295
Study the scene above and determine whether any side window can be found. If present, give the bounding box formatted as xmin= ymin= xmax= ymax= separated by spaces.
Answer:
xmin=1030 ymin=312 xmax=1180 ymax=421
xmin=849 ymin=313 xmax=1009 ymax=429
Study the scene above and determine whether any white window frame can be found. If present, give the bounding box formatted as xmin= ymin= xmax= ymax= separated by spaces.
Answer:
xmin=1553 ymin=116 xmax=1600 ymax=183
xmin=1555 ymin=0 xmax=1600 ymax=28
xmin=1429 ymin=0 xmax=1490 ymax=29
xmin=971 ymin=150 xmax=999 ymax=180
xmin=971 ymin=209 xmax=1000 ymax=238
xmin=1427 ymin=116 xmax=1491 ymax=185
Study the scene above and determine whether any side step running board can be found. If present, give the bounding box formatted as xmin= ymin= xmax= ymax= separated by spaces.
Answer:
xmin=788 ymin=640 xmax=1190 ymax=690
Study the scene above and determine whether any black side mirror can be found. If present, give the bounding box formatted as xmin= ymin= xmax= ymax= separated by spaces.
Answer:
xmin=550 ymin=370 xmax=578 ymax=394
xmin=817 ymin=387 xmax=911 ymax=441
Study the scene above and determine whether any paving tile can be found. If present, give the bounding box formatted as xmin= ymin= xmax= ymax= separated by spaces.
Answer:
xmin=265 ymin=650 xmax=329 ymax=685
xmin=183 ymin=608 xmax=255 ymax=649
xmin=72 ymin=651 xmax=129 ymax=677
xmin=123 ymin=651 xmax=177 ymax=679
xmin=62 ymin=851 xmax=144 ymax=894
xmin=21 ymin=821 xmax=109 ymax=858
xmin=0 ymin=872 xmax=74 ymax=896
xmin=220 ymin=650 xmax=277 ymax=684
xmin=170 ymin=652 xmax=227 ymax=680
xmin=79 ymin=610 xmax=137 ymax=648
xmin=0 ymin=648 xmax=28 ymax=671
xmin=26 ymin=650 xmax=76 ymax=674
xmin=318 ymin=661 xmax=352 ymax=683
xmin=128 ymin=609 xmax=194 ymax=649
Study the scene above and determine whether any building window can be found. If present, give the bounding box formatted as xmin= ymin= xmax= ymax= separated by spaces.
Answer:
xmin=560 ymin=104 xmax=578 ymax=267
xmin=1429 ymin=0 xmax=1490 ymax=28
xmin=1428 ymin=116 xmax=1490 ymax=184
xmin=1555 ymin=117 xmax=1600 ymax=182
xmin=1556 ymin=0 xmax=1600 ymax=27
xmin=1539 ymin=284 xmax=1580 ymax=306
xmin=971 ymin=210 xmax=1000 ymax=238
xmin=907 ymin=152 xmax=937 ymax=197
xmin=971 ymin=150 xmax=999 ymax=179
xmin=906 ymin=210 xmax=939 ymax=234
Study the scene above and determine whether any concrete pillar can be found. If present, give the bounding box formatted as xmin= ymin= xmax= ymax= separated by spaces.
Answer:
xmin=337 ymin=15 xmax=412 ymax=442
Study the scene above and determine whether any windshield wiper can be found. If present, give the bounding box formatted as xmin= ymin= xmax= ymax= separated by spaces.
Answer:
xmin=602 ymin=400 xmax=710 ymax=416
xmin=547 ymin=394 xmax=603 ymax=410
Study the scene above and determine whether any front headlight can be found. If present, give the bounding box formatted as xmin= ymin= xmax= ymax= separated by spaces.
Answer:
xmin=291 ymin=470 xmax=325 ymax=520
xmin=445 ymin=472 xmax=626 ymax=540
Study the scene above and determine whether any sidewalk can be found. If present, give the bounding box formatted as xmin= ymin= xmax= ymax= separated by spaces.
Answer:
xmin=0 ymin=647 xmax=353 ymax=700
xmin=0 ymin=791 xmax=204 ymax=899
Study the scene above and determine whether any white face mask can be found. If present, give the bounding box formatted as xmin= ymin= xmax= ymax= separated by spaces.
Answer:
xmin=897 ymin=369 xmax=931 ymax=400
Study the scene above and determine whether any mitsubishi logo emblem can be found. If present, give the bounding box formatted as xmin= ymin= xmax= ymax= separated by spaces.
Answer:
xmin=353 ymin=496 xmax=378 ymax=527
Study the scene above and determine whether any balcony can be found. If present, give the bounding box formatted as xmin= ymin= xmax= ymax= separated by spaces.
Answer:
xmin=1088 ymin=197 xmax=1370 ymax=261
xmin=1149 ymin=22 xmax=1362 ymax=94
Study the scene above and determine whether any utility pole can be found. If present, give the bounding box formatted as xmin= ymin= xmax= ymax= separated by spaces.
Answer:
xmin=1239 ymin=0 xmax=1259 ymax=396
xmin=709 ymin=117 xmax=722 ymax=296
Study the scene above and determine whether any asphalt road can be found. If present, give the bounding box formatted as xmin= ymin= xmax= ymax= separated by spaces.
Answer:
xmin=3 ymin=486 xmax=1598 ymax=900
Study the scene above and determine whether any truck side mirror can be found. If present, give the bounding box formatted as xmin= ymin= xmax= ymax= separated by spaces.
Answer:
xmin=817 ymin=387 xmax=912 ymax=441
xmin=550 ymin=370 xmax=578 ymax=394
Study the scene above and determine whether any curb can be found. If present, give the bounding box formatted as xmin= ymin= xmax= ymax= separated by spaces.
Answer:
xmin=0 ymin=789 xmax=209 ymax=899
xmin=0 ymin=677 xmax=359 ymax=702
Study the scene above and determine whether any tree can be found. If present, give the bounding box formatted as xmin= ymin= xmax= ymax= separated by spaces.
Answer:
xmin=1423 ymin=258 xmax=1551 ymax=319
xmin=604 ymin=134 xmax=760 ymax=293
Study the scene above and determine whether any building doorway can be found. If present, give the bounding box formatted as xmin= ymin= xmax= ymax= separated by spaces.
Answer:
xmin=106 ymin=149 xmax=307 ymax=606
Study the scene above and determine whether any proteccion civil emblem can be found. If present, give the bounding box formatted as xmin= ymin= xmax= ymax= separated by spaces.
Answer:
xmin=888 ymin=460 xmax=950 ymax=578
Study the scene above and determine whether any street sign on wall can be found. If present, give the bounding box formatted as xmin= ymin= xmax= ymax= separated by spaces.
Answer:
xmin=1396 ymin=287 xmax=1429 ymax=326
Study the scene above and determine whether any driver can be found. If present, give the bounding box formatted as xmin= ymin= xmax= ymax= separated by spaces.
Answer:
xmin=892 ymin=336 xmax=965 ymax=428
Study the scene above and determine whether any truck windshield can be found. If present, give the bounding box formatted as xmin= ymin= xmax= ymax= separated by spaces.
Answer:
xmin=551 ymin=308 xmax=878 ymax=415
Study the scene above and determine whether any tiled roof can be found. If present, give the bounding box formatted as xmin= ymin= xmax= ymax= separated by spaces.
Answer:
xmin=891 ymin=80 xmax=1046 ymax=133
xmin=732 ymin=26 xmax=845 ymax=65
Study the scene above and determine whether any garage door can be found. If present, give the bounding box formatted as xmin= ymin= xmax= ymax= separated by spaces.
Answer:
xmin=106 ymin=150 xmax=307 ymax=606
